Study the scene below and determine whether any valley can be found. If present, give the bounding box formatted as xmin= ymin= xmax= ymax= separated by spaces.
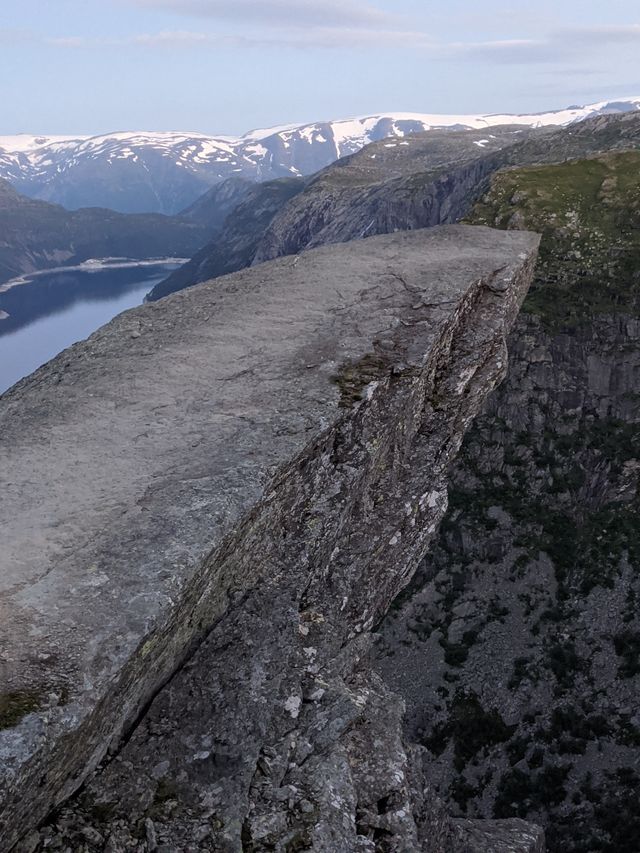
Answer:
xmin=0 ymin=179 xmax=208 ymax=286
xmin=2 ymin=95 xmax=640 ymax=853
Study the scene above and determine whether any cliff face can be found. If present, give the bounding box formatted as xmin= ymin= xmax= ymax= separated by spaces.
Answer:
xmin=253 ymin=113 xmax=640 ymax=268
xmin=251 ymin=155 xmax=505 ymax=266
xmin=377 ymin=154 xmax=640 ymax=853
xmin=0 ymin=226 xmax=540 ymax=851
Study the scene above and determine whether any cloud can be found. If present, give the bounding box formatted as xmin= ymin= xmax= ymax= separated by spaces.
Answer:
xmin=559 ymin=24 xmax=640 ymax=45
xmin=444 ymin=24 xmax=640 ymax=65
xmin=39 ymin=18 xmax=640 ymax=62
xmin=43 ymin=26 xmax=430 ymax=52
xmin=449 ymin=38 xmax=558 ymax=64
xmin=129 ymin=0 xmax=394 ymax=29
xmin=132 ymin=29 xmax=211 ymax=45
xmin=46 ymin=36 xmax=90 ymax=48
xmin=275 ymin=26 xmax=430 ymax=50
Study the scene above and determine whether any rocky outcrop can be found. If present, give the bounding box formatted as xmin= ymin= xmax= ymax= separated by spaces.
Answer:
xmin=147 ymin=127 xmax=541 ymax=301
xmin=0 ymin=226 xmax=540 ymax=850
xmin=149 ymin=112 xmax=640 ymax=304
xmin=377 ymin=154 xmax=640 ymax=852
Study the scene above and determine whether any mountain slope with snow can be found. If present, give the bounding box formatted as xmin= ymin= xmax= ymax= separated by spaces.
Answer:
xmin=2 ymin=98 xmax=640 ymax=214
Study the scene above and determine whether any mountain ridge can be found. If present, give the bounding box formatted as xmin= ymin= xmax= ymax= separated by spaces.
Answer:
xmin=3 ymin=98 xmax=640 ymax=213
xmin=148 ymin=111 xmax=640 ymax=302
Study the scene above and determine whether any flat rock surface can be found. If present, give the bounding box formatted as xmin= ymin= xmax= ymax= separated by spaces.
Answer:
xmin=0 ymin=225 xmax=539 ymax=848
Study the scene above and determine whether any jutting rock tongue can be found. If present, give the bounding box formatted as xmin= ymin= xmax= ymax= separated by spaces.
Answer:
xmin=0 ymin=225 xmax=539 ymax=850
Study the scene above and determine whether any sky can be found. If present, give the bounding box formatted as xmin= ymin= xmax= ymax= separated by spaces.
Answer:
xmin=1 ymin=0 xmax=640 ymax=136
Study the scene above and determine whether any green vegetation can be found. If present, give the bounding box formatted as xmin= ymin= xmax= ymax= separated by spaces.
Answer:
xmin=549 ymin=768 xmax=640 ymax=852
xmin=0 ymin=691 xmax=41 ymax=729
xmin=540 ymin=706 xmax=610 ymax=754
xmin=508 ymin=656 xmax=536 ymax=690
xmin=439 ymin=629 xmax=480 ymax=667
xmin=331 ymin=352 xmax=392 ymax=408
xmin=423 ymin=147 xmax=640 ymax=853
xmin=543 ymin=640 xmax=585 ymax=689
xmin=467 ymin=151 xmax=640 ymax=331
xmin=494 ymin=763 xmax=570 ymax=819
xmin=447 ymin=416 xmax=640 ymax=598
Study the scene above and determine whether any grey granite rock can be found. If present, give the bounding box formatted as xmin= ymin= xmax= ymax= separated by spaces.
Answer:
xmin=0 ymin=225 xmax=540 ymax=850
xmin=454 ymin=818 xmax=546 ymax=852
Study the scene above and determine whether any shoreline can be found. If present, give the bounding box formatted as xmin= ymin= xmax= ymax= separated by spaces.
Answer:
xmin=0 ymin=257 xmax=188 ymax=294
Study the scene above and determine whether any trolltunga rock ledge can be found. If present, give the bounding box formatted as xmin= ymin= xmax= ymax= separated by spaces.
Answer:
xmin=0 ymin=226 xmax=540 ymax=850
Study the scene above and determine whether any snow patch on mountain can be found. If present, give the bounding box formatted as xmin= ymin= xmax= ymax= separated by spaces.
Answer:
xmin=2 ymin=98 xmax=639 ymax=214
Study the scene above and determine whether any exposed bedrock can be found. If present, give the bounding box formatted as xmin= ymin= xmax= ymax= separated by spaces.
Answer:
xmin=252 ymin=156 xmax=505 ymax=267
xmin=0 ymin=226 xmax=540 ymax=851
xmin=375 ymin=151 xmax=640 ymax=852
xmin=377 ymin=314 xmax=640 ymax=851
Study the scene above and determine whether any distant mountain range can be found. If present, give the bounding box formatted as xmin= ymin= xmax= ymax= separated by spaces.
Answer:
xmin=2 ymin=98 xmax=640 ymax=214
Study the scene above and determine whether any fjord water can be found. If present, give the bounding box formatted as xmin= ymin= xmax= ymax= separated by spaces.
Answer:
xmin=0 ymin=262 xmax=180 ymax=395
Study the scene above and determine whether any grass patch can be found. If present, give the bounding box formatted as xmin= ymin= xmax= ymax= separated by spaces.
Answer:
xmin=468 ymin=151 xmax=640 ymax=331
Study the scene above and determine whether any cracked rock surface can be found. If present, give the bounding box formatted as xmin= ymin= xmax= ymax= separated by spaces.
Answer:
xmin=0 ymin=225 xmax=540 ymax=851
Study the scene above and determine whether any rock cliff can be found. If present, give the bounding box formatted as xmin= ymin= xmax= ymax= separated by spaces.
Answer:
xmin=377 ymin=153 xmax=640 ymax=852
xmin=253 ymin=112 xmax=640 ymax=267
xmin=146 ymin=127 xmax=540 ymax=302
xmin=0 ymin=226 xmax=540 ymax=851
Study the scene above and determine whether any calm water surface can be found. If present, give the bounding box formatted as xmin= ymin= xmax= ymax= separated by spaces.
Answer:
xmin=0 ymin=262 xmax=180 ymax=395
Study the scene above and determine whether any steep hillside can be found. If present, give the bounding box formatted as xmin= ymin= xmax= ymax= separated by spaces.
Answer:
xmin=148 ymin=178 xmax=304 ymax=301
xmin=255 ymin=111 xmax=640 ymax=264
xmin=0 ymin=180 xmax=208 ymax=286
xmin=178 ymin=176 xmax=255 ymax=228
xmin=377 ymin=151 xmax=640 ymax=853
xmin=3 ymin=98 xmax=639 ymax=213
xmin=148 ymin=125 xmax=541 ymax=300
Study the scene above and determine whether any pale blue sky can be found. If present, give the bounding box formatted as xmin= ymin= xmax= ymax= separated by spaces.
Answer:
xmin=2 ymin=0 xmax=640 ymax=135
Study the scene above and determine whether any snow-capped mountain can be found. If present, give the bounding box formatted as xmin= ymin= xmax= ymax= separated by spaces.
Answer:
xmin=2 ymin=98 xmax=639 ymax=214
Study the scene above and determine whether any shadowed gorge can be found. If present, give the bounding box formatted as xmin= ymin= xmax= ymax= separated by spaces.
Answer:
xmin=377 ymin=150 xmax=640 ymax=853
